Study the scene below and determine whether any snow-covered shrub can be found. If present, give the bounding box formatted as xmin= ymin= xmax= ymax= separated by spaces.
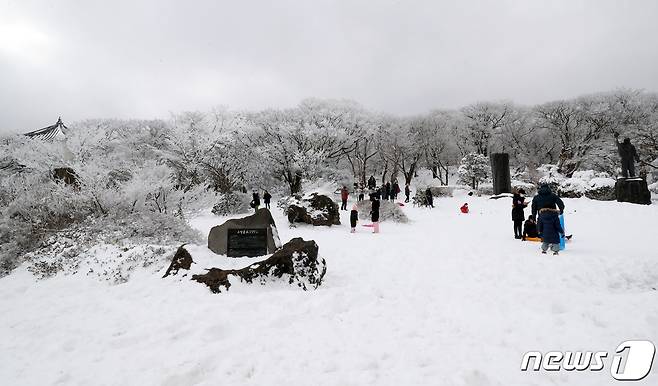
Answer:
xmin=211 ymin=192 xmax=251 ymax=216
xmin=457 ymin=153 xmax=489 ymax=189
xmin=536 ymin=166 xmax=616 ymax=200
xmin=356 ymin=200 xmax=408 ymax=223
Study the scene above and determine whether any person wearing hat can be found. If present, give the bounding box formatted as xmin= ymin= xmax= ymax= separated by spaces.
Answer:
xmin=460 ymin=203 xmax=469 ymax=213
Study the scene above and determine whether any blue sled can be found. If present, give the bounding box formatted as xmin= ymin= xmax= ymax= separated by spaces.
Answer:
xmin=559 ymin=214 xmax=566 ymax=250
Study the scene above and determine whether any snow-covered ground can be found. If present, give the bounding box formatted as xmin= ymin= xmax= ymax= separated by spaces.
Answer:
xmin=1 ymin=192 xmax=657 ymax=385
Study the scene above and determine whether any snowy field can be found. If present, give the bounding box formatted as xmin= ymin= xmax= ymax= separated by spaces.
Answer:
xmin=1 ymin=193 xmax=657 ymax=386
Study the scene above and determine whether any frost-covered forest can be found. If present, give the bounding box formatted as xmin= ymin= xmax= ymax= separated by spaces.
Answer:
xmin=1 ymin=88 xmax=658 ymax=275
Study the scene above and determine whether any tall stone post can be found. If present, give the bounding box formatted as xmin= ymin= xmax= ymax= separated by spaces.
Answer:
xmin=491 ymin=153 xmax=512 ymax=195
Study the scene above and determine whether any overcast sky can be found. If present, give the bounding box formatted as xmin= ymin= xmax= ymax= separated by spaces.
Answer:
xmin=1 ymin=0 xmax=657 ymax=133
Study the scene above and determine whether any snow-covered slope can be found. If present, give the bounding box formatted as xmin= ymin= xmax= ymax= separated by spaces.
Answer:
xmin=1 ymin=194 xmax=657 ymax=385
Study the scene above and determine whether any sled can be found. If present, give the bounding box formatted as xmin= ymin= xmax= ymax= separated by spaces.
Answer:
xmin=559 ymin=214 xmax=566 ymax=250
xmin=398 ymin=203 xmax=405 ymax=207
xmin=362 ymin=223 xmax=375 ymax=228
xmin=523 ymin=237 xmax=542 ymax=242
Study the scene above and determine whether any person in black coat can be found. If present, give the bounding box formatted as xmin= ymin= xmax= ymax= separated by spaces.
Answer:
xmin=531 ymin=184 xmax=564 ymax=219
xmin=251 ymin=190 xmax=261 ymax=212
xmin=538 ymin=209 xmax=564 ymax=255
xmin=367 ymin=175 xmax=376 ymax=190
xmin=350 ymin=204 xmax=359 ymax=233
xmin=522 ymin=216 xmax=538 ymax=239
xmin=263 ymin=190 xmax=272 ymax=209
xmin=384 ymin=182 xmax=391 ymax=200
xmin=425 ymin=187 xmax=434 ymax=208
xmin=512 ymin=188 xmax=527 ymax=239
xmin=370 ymin=197 xmax=380 ymax=233
xmin=404 ymin=183 xmax=411 ymax=203
xmin=392 ymin=181 xmax=400 ymax=200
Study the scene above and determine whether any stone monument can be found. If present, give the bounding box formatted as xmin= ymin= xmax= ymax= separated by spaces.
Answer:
xmin=490 ymin=153 xmax=512 ymax=195
xmin=208 ymin=208 xmax=282 ymax=257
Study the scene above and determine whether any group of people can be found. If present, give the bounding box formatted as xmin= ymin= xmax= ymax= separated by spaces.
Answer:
xmin=511 ymin=184 xmax=566 ymax=255
xmin=250 ymin=189 xmax=272 ymax=211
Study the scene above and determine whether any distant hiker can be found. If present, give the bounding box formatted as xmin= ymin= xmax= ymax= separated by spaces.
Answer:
xmin=460 ymin=203 xmax=469 ymax=213
xmin=358 ymin=187 xmax=365 ymax=202
xmin=425 ymin=187 xmax=434 ymax=208
xmin=371 ymin=197 xmax=380 ymax=233
xmin=614 ymin=132 xmax=640 ymax=178
xmin=531 ymin=184 xmax=564 ymax=219
xmin=404 ymin=183 xmax=411 ymax=203
xmin=251 ymin=190 xmax=261 ymax=212
xmin=350 ymin=204 xmax=359 ymax=233
xmin=370 ymin=187 xmax=381 ymax=201
xmin=384 ymin=182 xmax=391 ymax=200
xmin=368 ymin=175 xmax=376 ymax=190
xmin=340 ymin=186 xmax=349 ymax=210
xmin=392 ymin=181 xmax=400 ymax=200
xmin=512 ymin=188 xmax=527 ymax=239
xmin=538 ymin=209 xmax=564 ymax=255
xmin=263 ymin=190 xmax=272 ymax=209
xmin=522 ymin=216 xmax=538 ymax=239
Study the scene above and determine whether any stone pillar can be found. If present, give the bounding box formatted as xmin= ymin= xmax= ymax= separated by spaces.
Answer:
xmin=615 ymin=178 xmax=652 ymax=205
xmin=491 ymin=153 xmax=512 ymax=195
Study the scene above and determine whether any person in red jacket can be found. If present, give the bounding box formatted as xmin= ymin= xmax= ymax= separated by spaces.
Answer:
xmin=460 ymin=203 xmax=469 ymax=213
xmin=340 ymin=186 xmax=349 ymax=210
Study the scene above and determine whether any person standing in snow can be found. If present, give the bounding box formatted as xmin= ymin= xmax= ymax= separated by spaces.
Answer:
xmin=370 ymin=196 xmax=380 ymax=233
xmin=358 ymin=185 xmax=365 ymax=202
xmin=512 ymin=188 xmax=527 ymax=239
xmin=404 ymin=183 xmax=411 ymax=203
xmin=538 ymin=209 xmax=564 ymax=255
xmin=392 ymin=181 xmax=400 ymax=200
xmin=425 ymin=187 xmax=434 ymax=208
xmin=263 ymin=190 xmax=272 ymax=209
xmin=350 ymin=204 xmax=359 ymax=233
xmin=340 ymin=186 xmax=349 ymax=210
xmin=384 ymin=182 xmax=391 ymax=201
xmin=368 ymin=175 xmax=376 ymax=190
xmin=531 ymin=184 xmax=564 ymax=219
xmin=251 ymin=190 xmax=261 ymax=212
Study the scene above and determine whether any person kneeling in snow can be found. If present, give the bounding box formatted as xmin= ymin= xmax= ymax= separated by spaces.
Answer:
xmin=537 ymin=209 xmax=564 ymax=255
xmin=460 ymin=203 xmax=469 ymax=213
xmin=522 ymin=216 xmax=538 ymax=239
xmin=350 ymin=204 xmax=359 ymax=233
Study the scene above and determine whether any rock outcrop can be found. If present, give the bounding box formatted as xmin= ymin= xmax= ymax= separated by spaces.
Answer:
xmin=284 ymin=193 xmax=340 ymax=226
xmin=162 ymin=245 xmax=193 ymax=278
xmin=192 ymin=238 xmax=326 ymax=293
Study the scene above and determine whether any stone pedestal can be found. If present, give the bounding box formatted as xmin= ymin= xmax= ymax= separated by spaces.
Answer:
xmin=615 ymin=178 xmax=651 ymax=205
xmin=491 ymin=153 xmax=512 ymax=195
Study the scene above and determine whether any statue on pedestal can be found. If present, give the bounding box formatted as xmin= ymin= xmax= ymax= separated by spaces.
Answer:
xmin=614 ymin=132 xmax=640 ymax=178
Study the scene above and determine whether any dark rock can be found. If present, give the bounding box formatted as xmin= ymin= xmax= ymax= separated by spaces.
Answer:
xmin=615 ymin=178 xmax=651 ymax=205
xmin=491 ymin=153 xmax=512 ymax=195
xmin=192 ymin=238 xmax=326 ymax=293
xmin=162 ymin=245 xmax=193 ymax=278
xmin=584 ymin=185 xmax=616 ymax=201
xmin=285 ymin=193 xmax=340 ymax=226
xmin=53 ymin=167 xmax=77 ymax=186
xmin=208 ymin=208 xmax=281 ymax=256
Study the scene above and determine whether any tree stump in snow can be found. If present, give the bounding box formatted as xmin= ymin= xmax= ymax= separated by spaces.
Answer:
xmin=285 ymin=193 xmax=340 ymax=226
xmin=615 ymin=178 xmax=651 ymax=205
xmin=490 ymin=153 xmax=511 ymax=195
xmin=192 ymin=238 xmax=326 ymax=293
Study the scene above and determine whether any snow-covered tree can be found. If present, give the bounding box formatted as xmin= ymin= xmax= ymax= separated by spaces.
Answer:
xmin=457 ymin=153 xmax=489 ymax=189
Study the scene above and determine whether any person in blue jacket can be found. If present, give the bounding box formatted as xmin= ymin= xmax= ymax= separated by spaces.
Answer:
xmin=537 ymin=209 xmax=564 ymax=255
